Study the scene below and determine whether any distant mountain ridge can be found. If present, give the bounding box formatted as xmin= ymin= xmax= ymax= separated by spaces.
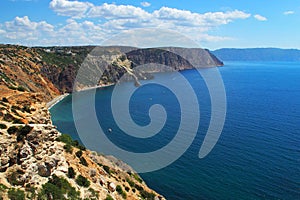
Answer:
xmin=212 ymin=48 xmax=300 ymax=61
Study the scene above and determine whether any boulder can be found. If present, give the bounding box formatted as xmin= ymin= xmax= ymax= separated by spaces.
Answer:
xmin=89 ymin=168 xmax=97 ymax=177
xmin=19 ymin=142 xmax=33 ymax=161
xmin=99 ymin=176 xmax=106 ymax=186
xmin=108 ymin=182 xmax=116 ymax=192
xmin=37 ymin=163 xmax=51 ymax=177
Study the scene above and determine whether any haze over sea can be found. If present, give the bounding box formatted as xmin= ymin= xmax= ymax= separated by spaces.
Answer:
xmin=50 ymin=61 xmax=300 ymax=200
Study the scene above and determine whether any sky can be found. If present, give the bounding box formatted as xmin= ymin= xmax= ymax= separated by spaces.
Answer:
xmin=0 ymin=0 xmax=299 ymax=49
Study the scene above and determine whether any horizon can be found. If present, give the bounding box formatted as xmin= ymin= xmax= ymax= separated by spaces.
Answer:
xmin=1 ymin=43 xmax=300 ymax=51
xmin=1 ymin=0 xmax=299 ymax=50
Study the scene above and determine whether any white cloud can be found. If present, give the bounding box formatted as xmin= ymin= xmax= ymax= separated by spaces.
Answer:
xmin=254 ymin=14 xmax=267 ymax=21
xmin=3 ymin=16 xmax=54 ymax=37
xmin=0 ymin=1 xmax=252 ymax=46
xmin=49 ymin=0 xmax=93 ymax=18
xmin=141 ymin=2 xmax=151 ymax=7
xmin=283 ymin=11 xmax=295 ymax=15
xmin=88 ymin=3 xmax=151 ymax=19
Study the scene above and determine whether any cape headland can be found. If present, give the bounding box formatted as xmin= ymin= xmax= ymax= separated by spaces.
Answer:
xmin=0 ymin=44 xmax=222 ymax=199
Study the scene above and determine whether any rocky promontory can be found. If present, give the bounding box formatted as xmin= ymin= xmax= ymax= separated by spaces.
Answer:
xmin=0 ymin=88 xmax=164 ymax=200
xmin=0 ymin=44 xmax=222 ymax=199
xmin=0 ymin=45 xmax=167 ymax=200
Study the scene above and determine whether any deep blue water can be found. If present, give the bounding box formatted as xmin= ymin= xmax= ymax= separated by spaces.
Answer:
xmin=50 ymin=62 xmax=300 ymax=200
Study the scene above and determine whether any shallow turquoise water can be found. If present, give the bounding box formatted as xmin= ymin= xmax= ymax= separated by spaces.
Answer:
xmin=50 ymin=62 xmax=300 ymax=199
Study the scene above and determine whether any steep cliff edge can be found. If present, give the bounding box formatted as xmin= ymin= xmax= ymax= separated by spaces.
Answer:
xmin=35 ymin=45 xmax=223 ymax=92
xmin=0 ymin=45 xmax=164 ymax=200
xmin=0 ymin=44 xmax=222 ymax=199
xmin=0 ymin=92 xmax=164 ymax=199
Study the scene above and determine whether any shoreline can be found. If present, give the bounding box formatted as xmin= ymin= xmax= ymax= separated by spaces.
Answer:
xmin=46 ymin=93 xmax=69 ymax=109
xmin=46 ymin=83 xmax=115 ymax=109
xmin=77 ymin=83 xmax=115 ymax=92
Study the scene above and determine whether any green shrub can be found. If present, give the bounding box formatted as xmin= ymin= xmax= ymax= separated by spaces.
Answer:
xmin=17 ymin=86 xmax=26 ymax=92
xmin=17 ymin=125 xmax=33 ymax=141
xmin=78 ymin=143 xmax=86 ymax=151
xmin=122 ymin=191 xmax=127 ymax=199
xmin=140 ymin=190 xmax=155 ymax=200
xmin=8 ymin=188 xmax=25 ymax=200
xmin=67 ymin=167 xmax=76 ymax=179
xmin=21 ymin=105 xmax=31 ymax=113
xmin=105 ymin=194 xmax=114 ymax=200
xmin=126 ymin=177 xmax=135 ymax=187
xmin=0 ymin=124 xmax=7 ymax=129
xmin=63 ymin=144 xmax=73 ymax=153
xmin=75 ymin=175 xmax=90 ymax=187
xmin=79 ymin=157 xmax=88 ymax=166
xmin=87 ymin=188 xmax=99 ymax=200
xmin=25 ymin=184 xmax=36 ymax=199
xmin=57 ymin=134 xmax=73 ymax=144
xmin=57 ymin=134 xmax=86 ymax=150
xmin=7 ymin=126 xmax=18 ymax=134
xmin=8 ymin=86 xmax=17 ymax=90
xmin=38 ymin=175 xmax=80 ymax=200
xmin=39 ymin=182 xmax=62 ymax=200
xmin=103 ymin=165 xmax=111 ymax=175
xmin=1 ymin=97 xmax=8 ymax=103
xmin=116 ymin=185 xmax=123 ymax=194
xmin=75 ymin=150 xmax=83 ymax=158
xmin=11 ymin=105 xmax=20 ymax=110
xmin=135 ymin=184 xmax=143 ymax=191
xmin=0 ymin=183 xmax=8 ymax=191
xmin=132 ymin=173 xmax=143 ymax=183
xmin=7 ymin=170 xmax=25 ymax=186
xmin=116 ymin=185 xmax=127 ymax=199
xmin=13 ymin=118 xmax=24 ymax=124
xmin=18 ymin=125 xmax=32 ymax=135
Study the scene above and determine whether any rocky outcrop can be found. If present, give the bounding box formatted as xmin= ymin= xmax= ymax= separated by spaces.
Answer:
xmin=0 ymin=44 xmax=223 ymax=199
xmin=0 ymin=93 xmax=164 ymax=199
xmin=0 ymin=44 xmax=167 ymax=199
xmin=0 ymin=45 xmax=60 ymax=101
xmin=126 ymin=47 xmax=223 ymax=71
xmin=0 ymin=45 xmax=222 ymax=93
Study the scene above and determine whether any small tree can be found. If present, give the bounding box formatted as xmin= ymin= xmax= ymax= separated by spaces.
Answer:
xmin=8 ymin=188 xmax=25 ymax=200
xmin=75 ymin=150 xmax=83 ymax=158
xmin=67 ymin=167 xmax=76 ymax=179
xmin=75 ymin=175 xmax=90 ymax=187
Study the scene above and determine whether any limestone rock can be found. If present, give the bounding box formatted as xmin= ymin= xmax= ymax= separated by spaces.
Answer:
xmin=19 ymin=141 xmax=33 ymax=161
xmin=108 ymin=182 xmax=116 ymax=192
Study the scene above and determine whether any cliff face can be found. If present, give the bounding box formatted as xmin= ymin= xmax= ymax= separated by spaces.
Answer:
xmin=0 ymin=44 xmax=223 ymax=199
xmin=126 ymin=47 xmax=223 ymax=71
xmin=0 ymin=45 xmax=165 ymax=200
xmin=0 ymin=92 xmax=163 ymax=199
xmin=34 ymin=46 xmax=222 ymax=92
xmin=0 ymin=45 xmax=60 ymax=101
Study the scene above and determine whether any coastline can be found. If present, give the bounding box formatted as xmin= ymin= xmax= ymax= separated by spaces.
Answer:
xmin=77 ymin=83 xmax=115 ymax=92
xmin=46 ymin=93 xmax=69 ymax=109
xmin=46 ymin=83 xmax=115 ymax=109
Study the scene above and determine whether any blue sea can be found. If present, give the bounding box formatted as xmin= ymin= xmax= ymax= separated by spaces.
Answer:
xmin=50 ymin=62 xmax=300 ymax=200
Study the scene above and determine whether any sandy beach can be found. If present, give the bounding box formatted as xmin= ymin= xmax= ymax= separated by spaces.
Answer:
xmin=46 ymin=93 xmax=69 ymax=109
xmin=76 ymin=83 xmax=115 ymax=92
xmin=46 ymin=84 xmax=115 ymax=109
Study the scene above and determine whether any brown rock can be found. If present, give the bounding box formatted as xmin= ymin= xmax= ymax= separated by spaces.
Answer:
xmin=37 ymin=163 xmax=51 ymax=177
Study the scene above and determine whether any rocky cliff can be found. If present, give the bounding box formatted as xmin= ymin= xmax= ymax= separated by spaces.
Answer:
xmin=0 ymin=44 xmax=222 ymax=199
xmin=0 ymin=45 xmax=165 ymax=200
xmin=36 ymin=45 xmax=223 ymax=92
